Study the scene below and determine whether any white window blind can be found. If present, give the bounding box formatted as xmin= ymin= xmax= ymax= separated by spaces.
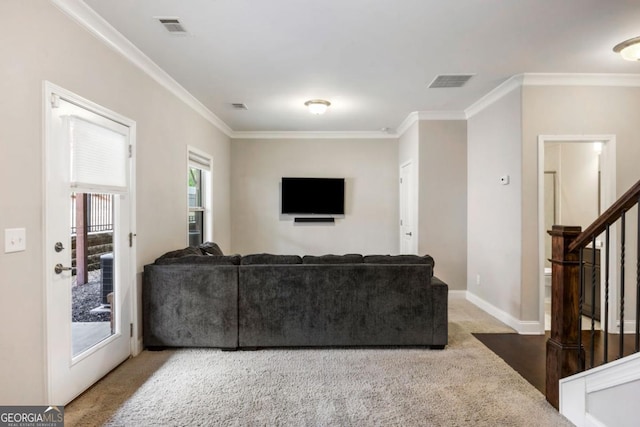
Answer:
xmin=66 ymin=116 xmax=128 ymax=192
xmin=188 ymin=149 xmax=211 ymax=172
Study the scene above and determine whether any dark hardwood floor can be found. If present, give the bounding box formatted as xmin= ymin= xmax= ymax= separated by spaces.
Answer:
xmin=474 ymin=333 xmax=548 ymax=393
xmin=474 ymin=331 xmax=638 ymax=394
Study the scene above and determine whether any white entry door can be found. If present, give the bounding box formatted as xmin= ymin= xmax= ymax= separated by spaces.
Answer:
xmin=44 ymin=83 xmax=135 ymax=405
xmin=400 ymin=161 xmax=417 ymax=254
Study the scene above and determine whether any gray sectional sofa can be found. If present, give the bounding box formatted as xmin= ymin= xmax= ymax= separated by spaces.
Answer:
xmin=143 ymin=246 xmax=448 ymax=350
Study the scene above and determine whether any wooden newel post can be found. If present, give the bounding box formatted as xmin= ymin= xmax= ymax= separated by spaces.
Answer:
xmin=546 ymin=225 xmax=585 ymax=409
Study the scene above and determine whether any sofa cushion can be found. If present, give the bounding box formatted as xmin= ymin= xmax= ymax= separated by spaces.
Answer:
xmin=302 ymin=254 xmax=363 ymax=264
xmin=241 ymin=253 xmax=303 ymax=265
xmin=154 ymin=246 xmax=203 ymax=263
xmin=199 ymin=241 xmax=224 ymax=256
xmin=155 ymin=254 xmax=241 ymax=265
xmin=364 ymin=254 xmax=435 ymax=268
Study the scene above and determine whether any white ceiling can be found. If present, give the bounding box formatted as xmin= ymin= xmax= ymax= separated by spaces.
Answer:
xmin=82 ymin=0 xmax=640 ymax=133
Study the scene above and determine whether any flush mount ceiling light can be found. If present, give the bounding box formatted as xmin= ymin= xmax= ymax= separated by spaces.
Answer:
xmin=613 ymin=36 xmax=640 ymax=61
xmin=304 ymin=99 xmax=331 ymax=115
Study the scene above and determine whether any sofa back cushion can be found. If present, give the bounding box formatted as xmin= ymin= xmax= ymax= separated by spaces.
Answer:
xmin=364 ymin=255 xmax=434 ymax=273
xmin=302 ymin=254 xmax=363 ymax=264
xmin=241 ymin=254 xmax=302 ymax=265
xmin=155 ymin=254 xmax=241 ymax=265
xmin=238 ymin=263 xmax=443 ymax=347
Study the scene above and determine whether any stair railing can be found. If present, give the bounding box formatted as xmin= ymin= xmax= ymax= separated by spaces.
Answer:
xmin=545 ymin=179 xmax=640 ymax=409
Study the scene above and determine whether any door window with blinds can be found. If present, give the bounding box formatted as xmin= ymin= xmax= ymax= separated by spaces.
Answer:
xmin=187 ymin=147 xmax=212 ymax=246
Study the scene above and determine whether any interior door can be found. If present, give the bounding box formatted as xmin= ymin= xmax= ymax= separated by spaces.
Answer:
xmin=400 ymin=161 xmax=417 ymax=254
xmin=44 ymin=83 xmax=134 ymax=405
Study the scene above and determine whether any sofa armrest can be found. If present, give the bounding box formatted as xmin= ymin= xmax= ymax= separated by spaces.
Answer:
xmin=431 ymin=276 xmax=449 ymax=347
xmin=143 ymin=264 xmax=238 ymax=349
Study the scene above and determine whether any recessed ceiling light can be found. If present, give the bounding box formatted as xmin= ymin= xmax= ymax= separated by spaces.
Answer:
xmin=304 ymin=99 xmax=331 ymax=115
xmin=613 ymin=36 xmax=640 ymax=61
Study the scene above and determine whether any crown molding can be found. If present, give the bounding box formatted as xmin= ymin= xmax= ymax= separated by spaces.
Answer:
xmin=231 ymin=131 xmax=398 ymax=140
xmin=465 ymin=75 xmax=524 ymax=119
xmin=395 ymin=112 xmax=420 ymax=137
xmin=51 ymin=0 xmax=234 ymax=137
xmin=396 ymin=110 xmax=467 ymax=137
xmin=522 ymin=73 xmax=640 ymax=87
xmin=465 ymin=73 xmax=640 ymax=119
xmin=416 ymin=111 xmax=467 ymax=121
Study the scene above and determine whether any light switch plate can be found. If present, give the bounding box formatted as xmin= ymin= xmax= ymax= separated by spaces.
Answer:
xmin=5 ymin=228 xmax=26 ymax=253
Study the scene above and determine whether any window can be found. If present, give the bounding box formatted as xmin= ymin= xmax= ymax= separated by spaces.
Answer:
xmin=187 ymin=147 xmax=212 ymax=246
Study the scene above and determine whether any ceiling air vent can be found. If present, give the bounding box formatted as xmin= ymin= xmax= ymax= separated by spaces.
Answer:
xmin=231 ymin=103 xmax=248 ymax=110
xmin=428 ymin=74 xmax=474 ymax=88
xmin=157 ymin=18 xmax=188 ymax=34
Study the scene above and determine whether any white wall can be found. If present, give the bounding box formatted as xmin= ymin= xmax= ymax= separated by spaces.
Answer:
xmin=418 ymin=120 xmax=467 ymax=290
xmin=230 ymin=138 xmax=399 ymax=255
xmin=467 ymin=88 xmax=523 ymax=320
xmin=0 ymin=1 xmax=230 ymax=404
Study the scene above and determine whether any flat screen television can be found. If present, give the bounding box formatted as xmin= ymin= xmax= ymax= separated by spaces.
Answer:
xmin=281 ymin=177 xmax=345 ymax=215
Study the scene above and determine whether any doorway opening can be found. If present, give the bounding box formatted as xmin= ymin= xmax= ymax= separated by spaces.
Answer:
xmin=537 ymin=135 xmax=616 ymax=332
xmin=71 ymin=192 xmax=115 ymax=356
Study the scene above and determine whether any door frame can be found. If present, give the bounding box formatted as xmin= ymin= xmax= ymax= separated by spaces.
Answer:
xmin=42 ymin=81 xmax=138 ymax=402
xmin=537 ymin=134 xmax=616 ymax=333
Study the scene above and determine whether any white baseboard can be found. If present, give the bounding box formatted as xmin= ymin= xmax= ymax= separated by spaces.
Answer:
xmin=448 ymin=290 xmax=468 ymax=299
xmin=132 ymin=338 xmax=143 ymax=357
xmin=466 ymin=292 xmax=544 ymax=335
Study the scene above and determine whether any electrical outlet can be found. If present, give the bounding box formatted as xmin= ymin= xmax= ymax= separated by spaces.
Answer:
xmin=5 ymin=228 xmax=26 ymax=253
xmin=476 ymin=274 xmax=481 ymax=286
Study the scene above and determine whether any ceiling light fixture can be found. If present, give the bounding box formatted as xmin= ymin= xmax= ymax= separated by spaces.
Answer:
xmin=613 ymin=36 xmax=640 ymax=61
xmin=304 ymin=99 xmax=331 ymax=115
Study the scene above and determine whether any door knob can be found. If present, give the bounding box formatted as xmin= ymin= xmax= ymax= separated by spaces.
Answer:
xmin=405 ymin=232 xmax=412 ymax=236
xmin=54 ymin=264 xmax=75 ymax=274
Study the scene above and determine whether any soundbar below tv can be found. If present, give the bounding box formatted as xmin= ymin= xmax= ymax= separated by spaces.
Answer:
xmin=281 ymin=177 xmax=345 ymax=215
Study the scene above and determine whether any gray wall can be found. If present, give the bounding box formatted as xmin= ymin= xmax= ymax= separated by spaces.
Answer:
xmin=397 ymin=120 xmax=467 ymax=289
xmin=230 ymin=138 xmax=399 ymax=255
xmin=0 ymin=1 xmax=231 ymax=403
xmin=522 ymin=85 xmax=640 ymax=321
xmin=467 ymin=87 xmax=523 ymax=320
xmin=418 ymin=120 xmax=467 ymax=290
xmin=468 ymin=83 xmax=640 ymax=328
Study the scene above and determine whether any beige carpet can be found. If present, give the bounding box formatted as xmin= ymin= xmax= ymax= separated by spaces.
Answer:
xmin=65 ymin=298 xmax=572 ymax=426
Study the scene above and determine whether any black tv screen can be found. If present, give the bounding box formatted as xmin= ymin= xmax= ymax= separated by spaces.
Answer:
xmin=281 ymin=177 xmax=345 ymax=215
